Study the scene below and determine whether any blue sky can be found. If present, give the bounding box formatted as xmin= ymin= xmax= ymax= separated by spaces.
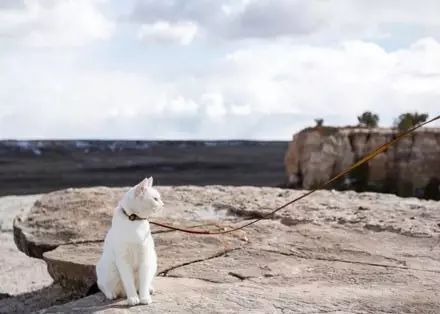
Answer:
xmin=0 ymin=0 xmax=439 ymax=140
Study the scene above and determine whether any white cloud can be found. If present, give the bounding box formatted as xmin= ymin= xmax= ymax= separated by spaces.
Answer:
xmin=0 ymin=0 xmax=113 ymax=47
xmin=201 ymin=93 xmax=227 ymax=118
xmin=137 ymin=21 xmax=197 ymax=45
xmin=1 ymin=0 xmax=439 ymax=140
xmin=129 ymin=0 xmax=440 ymax=43
xmin=210 ymin=38 xmax=440 ymax=121
xmin=222 ymin=0 xmax=325 ymax=38
xmin=130 ymin=0 xmax=323 ymax=40
xmin=1 ymin=36 xmax=439 ymax=139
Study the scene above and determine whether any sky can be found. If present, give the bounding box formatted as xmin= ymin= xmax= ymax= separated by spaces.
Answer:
xmin=0 ymin=0 xmax=439 ymax=140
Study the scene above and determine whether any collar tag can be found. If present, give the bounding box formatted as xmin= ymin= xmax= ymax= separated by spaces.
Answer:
xmin=129 ymin=214 xmax=137 ymax=221
xmin=121 ymin=206 xmax=146 ymax=221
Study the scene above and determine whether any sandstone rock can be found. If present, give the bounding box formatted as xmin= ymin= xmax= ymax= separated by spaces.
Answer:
xmin=0 ymin=195 xmax=72 ymax=314
xmin=11 ymin=186 xmax=440 ymax=313
xmin=15 ymin=186 xmax=440 ymax=260
xmin=40 ymin=274 xmax=440 ymax=314
xmin=0 ymin=194 xmax=41 ymax=232
xmin=40 ymin=222 xmax=440 ymax=313
xmin=43 ymin=231 xmax=245 ymax=294
xmin=0 ymin=195 xmax=52 ymax=297
xmin=0 ymin=284 xmax=75 ymax=314
xmin=13 ymin=187 xmax=123 ymax=258
xmin=0 ymin=233 xmax=53 ymax=296
xmin=12 ymin=186 xmax=235 ymax=258
xmin=284 ymin=127 xmax=440 ymax=199
xmin=40 ymin=220 xmax=440 ymax=294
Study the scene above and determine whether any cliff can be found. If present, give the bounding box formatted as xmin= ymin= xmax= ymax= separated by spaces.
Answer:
xmin=284 ymin=127 xmax=440 ymax=199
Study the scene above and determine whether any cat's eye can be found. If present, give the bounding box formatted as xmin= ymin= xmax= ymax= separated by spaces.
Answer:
xmin=153 ymin=197 xmax=159 ymax=201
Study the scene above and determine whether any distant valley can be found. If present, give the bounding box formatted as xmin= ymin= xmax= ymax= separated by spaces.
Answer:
xmin=0 ymin=140 xmax=288 ymax=196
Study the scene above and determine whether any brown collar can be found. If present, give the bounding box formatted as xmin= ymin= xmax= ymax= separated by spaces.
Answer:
xmin=121 ymin=206 xmax=147 ymax=221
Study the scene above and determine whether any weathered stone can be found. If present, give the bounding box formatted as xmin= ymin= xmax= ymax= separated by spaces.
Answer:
xmin=43 ymin=231 xmax=245 ymax=294
xmin=41 ymin=220 xmax=440 ymax=308
xmin=13 ymin=187 xmax=124 ymax=258
xmin=0 ymin=195 xmax=73 ymax=314
xmin=0 ymin=233 xmax=53 ymax=297
xmin=0 ymin=194 xmax=41 ymax=232
xmin=285 ymin=127 xmax=440 ymax=198
xmin=11 ymin=186 xmax=440 ymax=313
xmin=0 ymin=195 xmax=53 ymax=298
xmin=0 ymin=284 xmax=76 ymax=314
xmin=42 ymin=275 xmax=440 ymax=313
xmin=13 ymin=185 xmax=255 ymax=258
xmin=15 ymin=186 xmax=440 ymax=260
xmin=40 ymin=236 xmax=440 ymax=314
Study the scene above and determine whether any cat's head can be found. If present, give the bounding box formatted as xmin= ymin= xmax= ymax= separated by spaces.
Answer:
xmin=125 ymin=176 xmax=164 ymax=218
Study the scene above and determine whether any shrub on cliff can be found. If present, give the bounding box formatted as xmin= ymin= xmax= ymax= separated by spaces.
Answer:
xmin=395 ymin=112 xmax=429 ymax=131
xmin=357 ymin=111 xmax=379 ymax=128
xmin=314 ymin=118 xmax=324 ymax=127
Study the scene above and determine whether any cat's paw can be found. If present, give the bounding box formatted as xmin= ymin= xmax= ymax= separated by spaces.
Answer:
xmin=127 ymin=296 xmax=140 ymax=306
xmin=139 ymin=295 xmax=152 ymax=305
xmin=149 ymin=286 xmax=155 ymax=295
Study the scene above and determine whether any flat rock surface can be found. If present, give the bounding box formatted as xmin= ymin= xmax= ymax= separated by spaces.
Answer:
xmin=12 ymin=186 xmax=440 ymax=313
xmin=0 ymin=194 xmax=76 ymax=313
xmin=41 ymin=274 xmax=439 ymax=314
xmin=43 ymin=231 xmax=245 ymax=294
xmin=14 ymin=186 xmax=440 ymax=259
xmin=0 ymin=194 xmax=50 ymax=296
xmin=0 ymin=233 xmax=53 ymax=296
xmin=13 ymin=186 xmax=241 ymax=258
xmin=0 ymin=194 xmax=41 ymax=232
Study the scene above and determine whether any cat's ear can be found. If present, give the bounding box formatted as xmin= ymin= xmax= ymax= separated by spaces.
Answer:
xmin=134 ymin=181 xmax=145 ymax=197
xmin=145 ymin=176 xmax=154 ymax=188
xmin=139 ymin=176 xmax=153 ymax=189
xmin=134 ymin=177 xmax=152 ymax=196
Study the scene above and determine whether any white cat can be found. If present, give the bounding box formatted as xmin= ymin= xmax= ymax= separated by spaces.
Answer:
xmin=96 ymin=177 xmax=164 ymax=306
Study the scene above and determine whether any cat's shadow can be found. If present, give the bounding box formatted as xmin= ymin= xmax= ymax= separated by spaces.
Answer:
xmin=76 ymin=293 xmax=153 ymax=313
xmin=0 ymin=283 xmax=76 ymax=313
xmin=0 ymin=283 xmax=137 ymax=313
xmin=86 ymin=283 xmax=152 ymax=310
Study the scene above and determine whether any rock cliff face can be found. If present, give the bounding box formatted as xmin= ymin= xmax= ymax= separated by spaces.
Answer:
xmin=285 ymin=127 xmax=440 ymax=199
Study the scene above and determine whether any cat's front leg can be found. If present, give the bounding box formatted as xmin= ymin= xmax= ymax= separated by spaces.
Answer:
xmin=138 ymin=245 xmax=153 ymax=305
xmin=115 ymin=253 xmax=139 ymax=306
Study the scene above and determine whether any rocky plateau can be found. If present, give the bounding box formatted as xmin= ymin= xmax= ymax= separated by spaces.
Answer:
xmin=4 ymin=185 xmax=440 ymax=313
